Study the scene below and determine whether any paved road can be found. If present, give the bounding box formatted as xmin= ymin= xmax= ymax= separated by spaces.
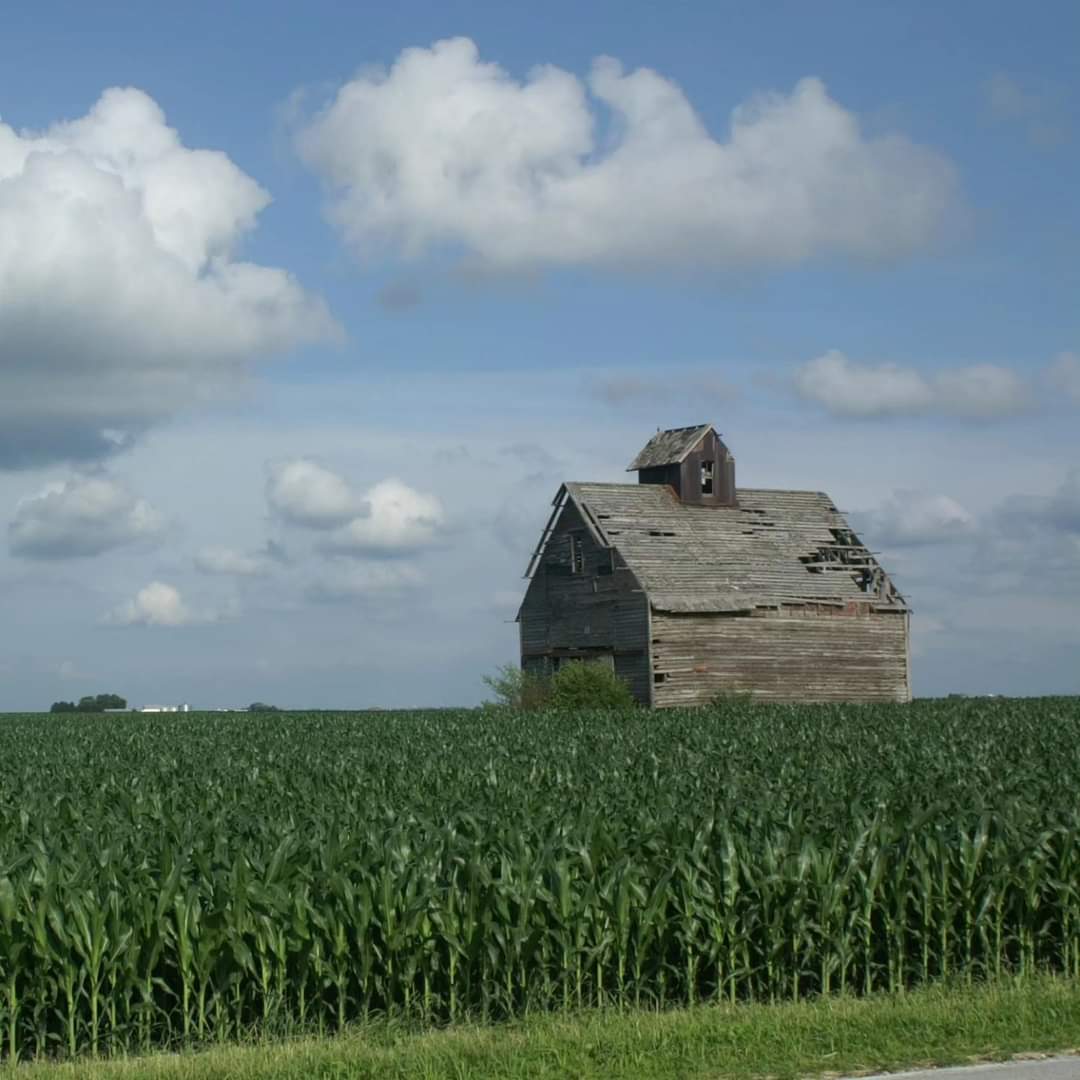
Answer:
xmin=854 ymin=1057 xmax=1080 ymax=1080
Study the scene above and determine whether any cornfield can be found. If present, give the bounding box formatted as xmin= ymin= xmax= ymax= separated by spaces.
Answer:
xmin=1 ymin=699 xmax=1078 ymax=1061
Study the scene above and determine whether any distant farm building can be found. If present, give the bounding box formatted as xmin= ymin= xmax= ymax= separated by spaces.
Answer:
xmin=518 ymin=424 xmax=910 ymax=706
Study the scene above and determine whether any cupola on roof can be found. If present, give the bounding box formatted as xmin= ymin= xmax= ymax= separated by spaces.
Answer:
xmin=626 ymin=424 xmax=714 ymax=471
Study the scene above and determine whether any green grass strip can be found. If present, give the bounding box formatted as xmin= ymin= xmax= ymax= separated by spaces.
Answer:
xmin=6 ymin=975 xmax=1080 ymax=1080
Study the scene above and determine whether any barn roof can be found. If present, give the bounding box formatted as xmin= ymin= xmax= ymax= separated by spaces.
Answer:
xmin=626 ymin=424 xmax=714 ymax=470
xmin=561 ymin=481 xmax=907 ymax=613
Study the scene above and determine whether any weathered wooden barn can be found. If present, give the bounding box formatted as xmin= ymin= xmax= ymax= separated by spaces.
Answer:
xmin=517 ymin=424 xmax=910 ymax=706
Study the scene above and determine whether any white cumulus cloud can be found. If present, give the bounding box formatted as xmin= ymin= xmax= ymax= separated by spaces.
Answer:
xmin=104 ymin=581 xmax=196 ymax=627
xmin=297 ymin=37 xmax=957 ymax=271
xmin=793 ymin=350 xmax=1030 ymax=418
xmin=0 ymin=87 xmax=338 ymax=469
xmin=9 ymin=474 xmax=164 ymax=558
xmin=266 ymin=459 xmax=362 ymax=528
xmin=323 ymin=479 xmax=444 ymax=557
xmin=267 ymin=460 xmax=444 ymax=556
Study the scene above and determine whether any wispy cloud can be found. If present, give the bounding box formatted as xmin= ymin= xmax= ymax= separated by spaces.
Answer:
xmin=793 ymin=350 xmax=1031 ymax=419
xmin=304 ymin=562 xmax=424 ymax=603
xmin=1046 ymin=352 xmax=1080 ymax=403
xmin=193 ymin=545 xmax=276 ymax=577
xmin=855 ymin=491 xmax=977 ymax=547
xmin=587 ymin=372 xmax=738 ymax=409
xmin=377 ymin=281 xmax=423 ymax=312
xmin=983 ymin=72 xmax=1069 ymax=149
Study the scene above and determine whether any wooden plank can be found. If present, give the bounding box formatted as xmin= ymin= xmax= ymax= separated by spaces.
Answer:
xmin=650 ymin=607 xmax=910 ymax=706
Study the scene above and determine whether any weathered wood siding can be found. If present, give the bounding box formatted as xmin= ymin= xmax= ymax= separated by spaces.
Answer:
xmin=650 ymin=606 xmax=910 ymax=706
xmin=519 ymin=502 xmax=651 ymax=704
xmin=613 ymin=650 xmax=650 ymax=707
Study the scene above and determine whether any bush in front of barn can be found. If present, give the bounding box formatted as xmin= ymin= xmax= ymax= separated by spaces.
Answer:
xmin=483 ymin=660 xmax=635 ymax=710
xmin=549 ymin=660 xmax=636 ymax=709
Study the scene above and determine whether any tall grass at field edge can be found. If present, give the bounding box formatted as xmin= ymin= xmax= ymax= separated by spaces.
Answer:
xmin=5 ymin=974 xmax=1080 ymax=1080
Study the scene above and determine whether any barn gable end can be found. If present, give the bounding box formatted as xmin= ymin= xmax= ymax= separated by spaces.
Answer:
xmin=518 ymin=490 xmax=652 ymax=704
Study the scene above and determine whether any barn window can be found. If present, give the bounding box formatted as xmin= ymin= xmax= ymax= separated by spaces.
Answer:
xmin=569 ymin=534 xmax=584 ymax=574
xmin=701 ymin=460 xmax=714 ymax=495
xmin=653 ymin=672 xmax=667 ymax=685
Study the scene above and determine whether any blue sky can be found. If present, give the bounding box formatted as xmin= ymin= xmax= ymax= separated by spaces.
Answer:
xmin=0 ymin=2 xmax=1077 ymax=707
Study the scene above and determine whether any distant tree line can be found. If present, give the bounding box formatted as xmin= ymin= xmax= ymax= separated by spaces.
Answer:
xmin=50 ymin=693 xmax=127 ymax=713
